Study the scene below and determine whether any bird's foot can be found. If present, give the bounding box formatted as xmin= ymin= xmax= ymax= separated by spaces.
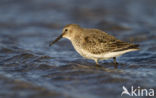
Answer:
xmin=96 ymin=64 xmax=101 ymax=68
xmin=113 ymin=57 xmax=118 ymax=68
xmin=114 ymin=62 xmax=118 ymax=68
xmin=114 ymin=62 xmax=118 ymax=65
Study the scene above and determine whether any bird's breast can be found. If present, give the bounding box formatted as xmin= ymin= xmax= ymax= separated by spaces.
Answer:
xmin=71 ymin=40 xmax=90 ymax=59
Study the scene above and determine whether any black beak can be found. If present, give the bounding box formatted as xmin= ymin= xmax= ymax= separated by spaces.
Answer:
xmin=49 ymin=33 xmax=63 ymax=46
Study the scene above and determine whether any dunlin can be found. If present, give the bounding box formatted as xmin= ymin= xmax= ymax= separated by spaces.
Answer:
xmin=49 ymin=24 xmax=139 ymax=66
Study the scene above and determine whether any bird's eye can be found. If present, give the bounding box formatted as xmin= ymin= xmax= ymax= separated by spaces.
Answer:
xmin=65 ymin=29 xmax=68 ymax=32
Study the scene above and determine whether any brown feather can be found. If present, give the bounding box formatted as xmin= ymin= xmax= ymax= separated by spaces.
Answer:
xmin=75 ymin=28 xmax=139 ymax=54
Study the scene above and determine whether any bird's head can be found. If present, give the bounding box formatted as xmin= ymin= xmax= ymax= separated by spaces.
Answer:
xmin=49 ymin=24 xmax=81 ymax=46
xmin=62 ymin=24 xmax=81 ymax=39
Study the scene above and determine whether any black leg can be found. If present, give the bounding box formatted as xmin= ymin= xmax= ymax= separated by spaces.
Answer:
xmin=94 ymin=59 xmax=101 ymax=67
xmin=113 ymin=57 xmax=118 ymax=65
xmin=113 ymin=57 xmax=118 ymax=68
xmin=96 ymin=63 xmax=101 ymax=67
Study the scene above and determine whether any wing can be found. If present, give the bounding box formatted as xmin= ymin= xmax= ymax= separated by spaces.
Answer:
xmin=80 ymin=30 xmax=136 ymax=54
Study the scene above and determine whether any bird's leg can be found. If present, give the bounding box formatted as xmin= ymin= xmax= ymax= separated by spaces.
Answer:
xmin=113 ymin=57 xmax=118 ymax=68
xmin=94 ymin=59 xmax=100 ymax=67
xmin=113 ymin=57 xmax=118 ymax=64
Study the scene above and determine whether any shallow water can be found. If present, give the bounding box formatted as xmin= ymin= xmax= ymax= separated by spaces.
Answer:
xmin=0 ymin=0 xmax=156 ymax=98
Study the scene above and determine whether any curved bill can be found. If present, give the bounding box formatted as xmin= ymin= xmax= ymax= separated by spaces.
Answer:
xmin=49 ymin=33 xmax=63 ymax=46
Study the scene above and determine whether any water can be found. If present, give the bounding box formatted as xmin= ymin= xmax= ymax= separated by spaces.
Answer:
xmin=0 ymin=0 xmax=156 ymax=98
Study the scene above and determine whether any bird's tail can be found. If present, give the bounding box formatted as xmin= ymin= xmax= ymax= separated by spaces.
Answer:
xmin=115 ymin=44 xmax=140 ymax=52
xmin=128 ymin=44 xmax=139 ymax=50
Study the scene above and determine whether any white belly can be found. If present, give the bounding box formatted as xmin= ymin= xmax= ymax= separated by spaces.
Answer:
xmin=73 ymin=44 xmax=138 ymax=60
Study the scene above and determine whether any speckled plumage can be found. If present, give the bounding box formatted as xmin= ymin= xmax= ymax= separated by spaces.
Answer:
xmin=49 ymin=24 xmax=139 ymax=65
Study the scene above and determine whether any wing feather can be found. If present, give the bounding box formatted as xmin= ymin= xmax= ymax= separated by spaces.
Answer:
xmin=80 ymin=29 xmax=136 ymax=54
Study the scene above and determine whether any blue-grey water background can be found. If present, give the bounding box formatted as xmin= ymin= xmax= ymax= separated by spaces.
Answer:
xmin=0 ymin=0 xmax=156 ymax=98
